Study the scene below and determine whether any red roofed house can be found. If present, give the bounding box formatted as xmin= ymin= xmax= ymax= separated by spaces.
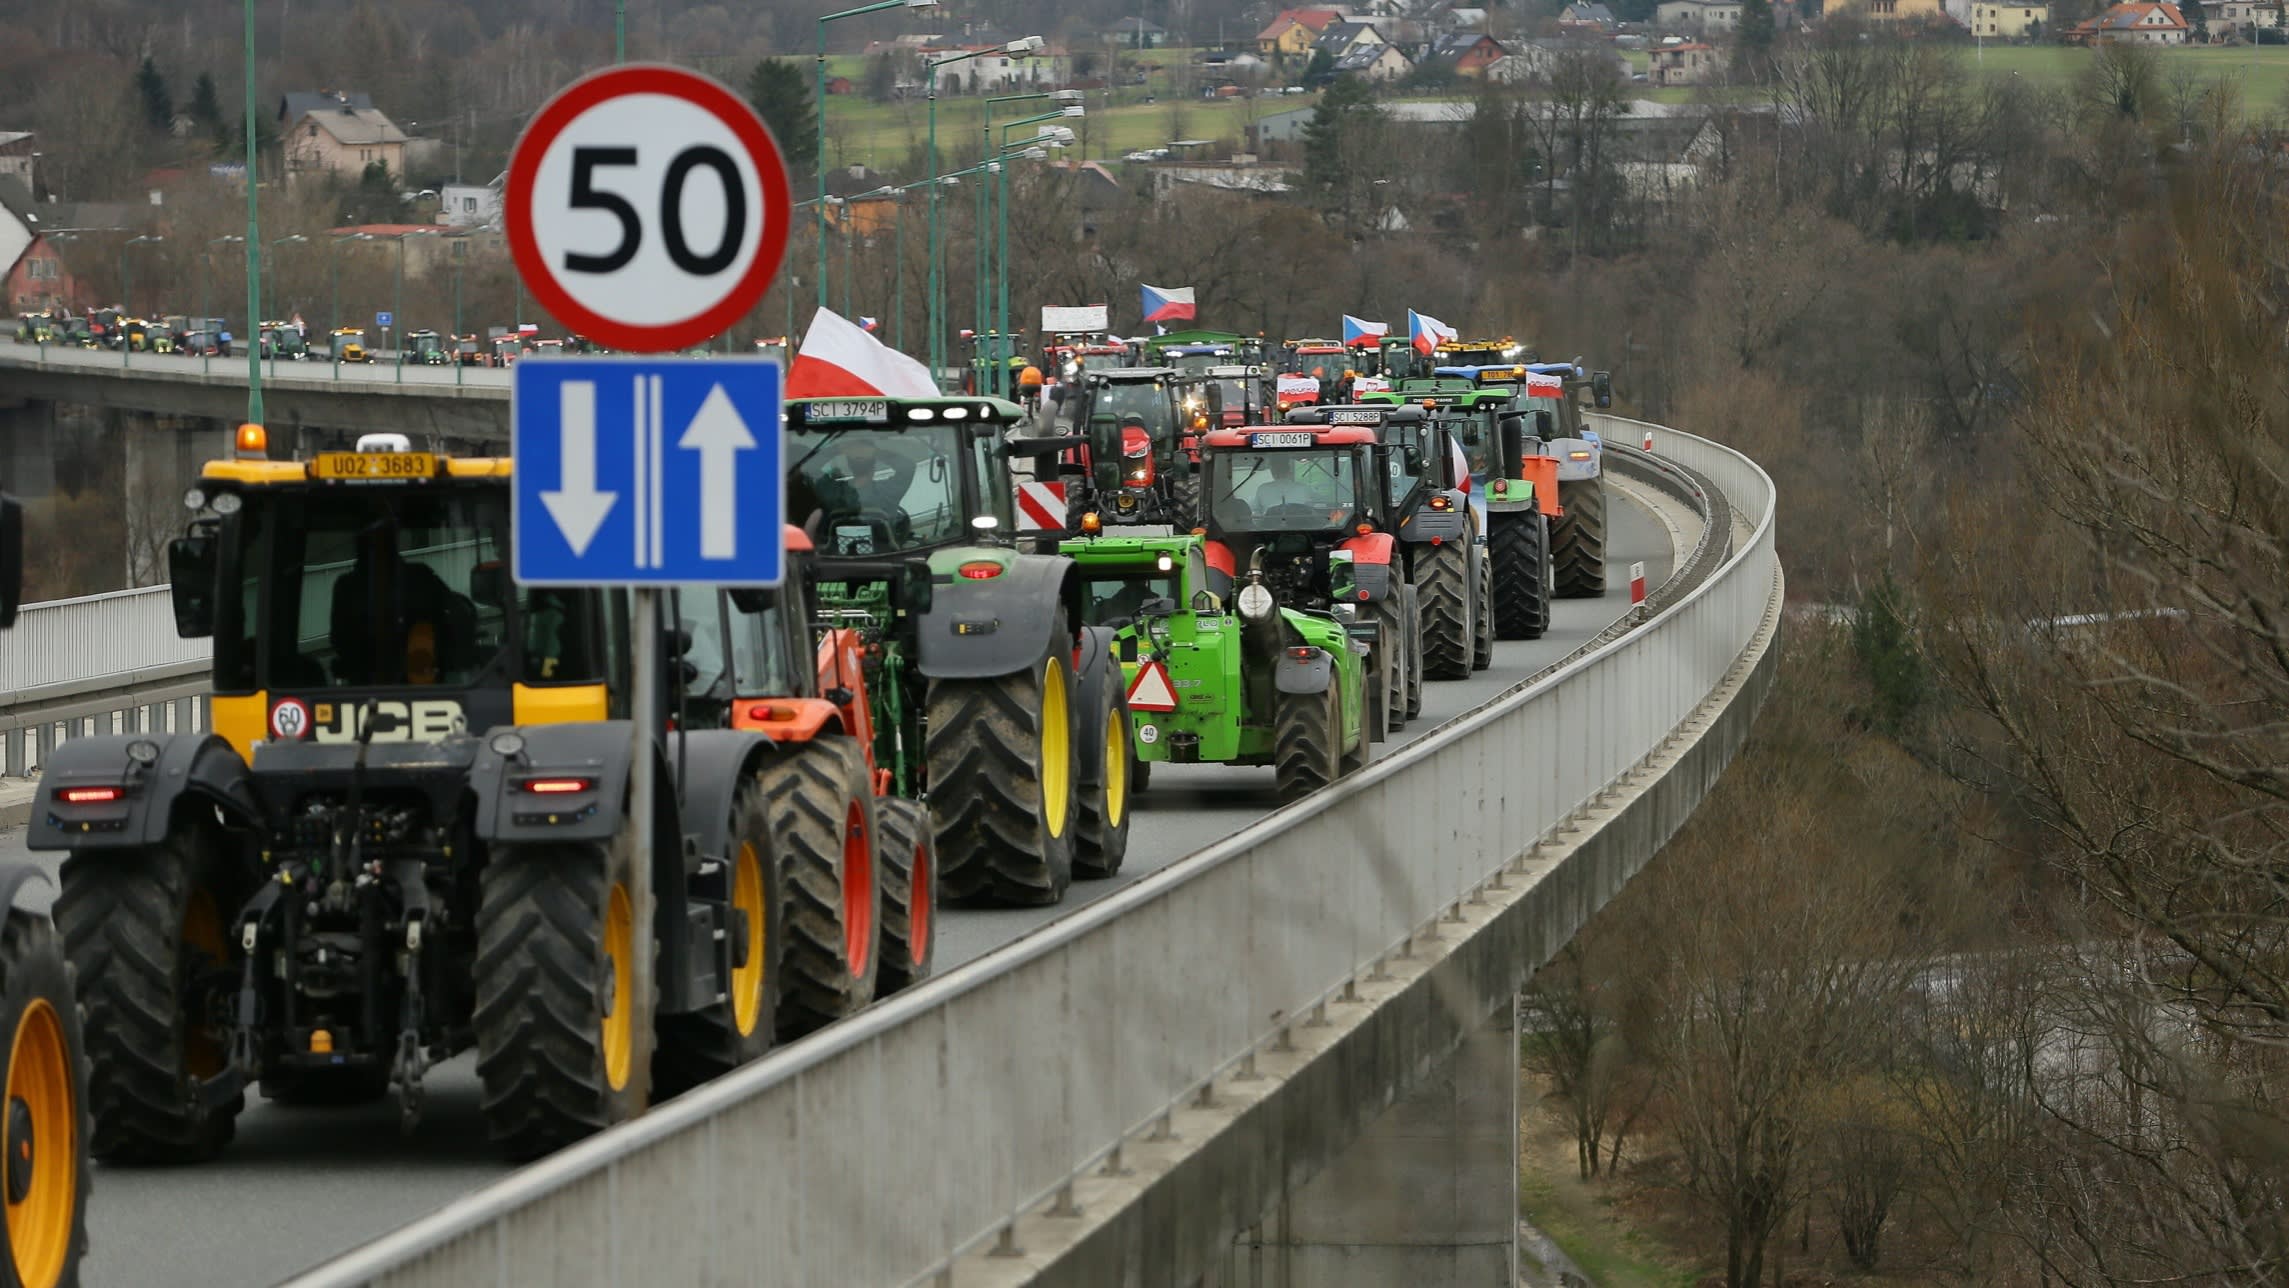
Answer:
xmin=2067 ymin=1 xmax=2188 ymax=40
xmin=1258 ymin=8 xmax=1345 ymax=56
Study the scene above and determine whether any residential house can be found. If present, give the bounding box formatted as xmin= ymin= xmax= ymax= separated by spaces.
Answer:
xmin=1315 ymin=20 xmax=1392 ymax=59
xmin=1829 ymin=0 xmax=1950 ymax=25
xmin=1110 ymin=16 xmax=1168 ymax=47
xmin=2066 ymin=0 xmax=2187 ymax=39
xmin=438 ymin=173 xmax=503 ymax=229
xmin=0 ymin=133 xmax=32 ymax=193
xmin=325 ymin=223 xmax=496 ymax=278
xmin=1257 ymin=7 xmax=1345 ymax=56
xmin=1558 ymin=2 xmax=1620 ymax=28
xmin=1334 ymin=42 xmax=1415 ymax=79
xmin=1657 ymin=0 xmax=1745 ymax=31
xmin=1427 ymin=32 xmax=1510 ymax=74
xmin=1648 ymin=39 xmax=1722 ymax=84
xmin=279 ymin=90 xmax=409 ymax=183
xmin=1969 ymin=0 xmax=2048 ymax=35
xmin=1447 ymin=7 xmax=1492 ymax=28
xmin=1489 ymin=37 xmax=1631 ymax=81
xmin=1198 ymin=50 xmax=1269 ymax=73
xmin=825 ymin=76 xmax=857 ymax=95
xmin=2210 ymin=0 xmax=2276 ymax=33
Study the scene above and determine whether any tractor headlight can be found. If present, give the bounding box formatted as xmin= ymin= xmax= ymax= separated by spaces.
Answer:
xmin=1237 ymin=583 xmax=1275 ymax=621
xmin=183 ymin=487 xmax=207 ymax=511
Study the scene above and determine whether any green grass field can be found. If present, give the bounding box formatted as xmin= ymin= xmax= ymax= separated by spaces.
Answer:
xmin=1964 ymin=42 xmax=2289 ymax=108
xmin=822 ymin=91 xmax=1308 ymax=168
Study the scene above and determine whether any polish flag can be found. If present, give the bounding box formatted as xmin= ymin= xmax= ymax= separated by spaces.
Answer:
xmin=788 ymin=307 xmax=938 ymax=399
xmin=1408 ymin=310 xmax=1455 ymax=355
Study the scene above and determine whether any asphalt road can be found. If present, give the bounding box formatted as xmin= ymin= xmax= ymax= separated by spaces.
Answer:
xmin=0 ymin=487 xmax=1673 ymax=1288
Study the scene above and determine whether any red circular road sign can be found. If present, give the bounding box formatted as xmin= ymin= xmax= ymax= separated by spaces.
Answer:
xmin=507 ymin=64 xmax=793 ymax=353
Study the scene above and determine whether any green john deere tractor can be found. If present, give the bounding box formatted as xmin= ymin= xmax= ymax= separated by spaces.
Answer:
xmin=785 ymin=394 xmax=1131 ymax=901
xmin=1063 ymin=533 xmax=1369 ymax=802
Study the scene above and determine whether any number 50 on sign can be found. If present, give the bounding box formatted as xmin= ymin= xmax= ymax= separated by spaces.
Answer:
xmin=506 ymin=65 xmax=794 ymax=355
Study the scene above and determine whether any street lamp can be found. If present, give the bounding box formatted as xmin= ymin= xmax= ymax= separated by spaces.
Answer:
xmin=268 ymin=234 xmax=306 ymax=377
xmin=925 ymin=36 xmax=1044 ymax=374
xmin=817 ymin=0 xmax=939 ymax=310
xmin=205 ymin=236 xmax=244 ymax=376
xmin=241 ymin=0 xmax=264 ymax=425
xmin=848 ymin=185 xmax=897 ymax=322
xmin=993 ymin=135 xmax=1063 ymax=388
xmin=120 ymin=235 xmax=163 ymax=369
xmin=977 ymin=90 xmax=1078 ymax=394
xmin=981 ymin=105 xmax=1075 ymax=395
xmin=330 ymin=232 xmax=373 ymax=376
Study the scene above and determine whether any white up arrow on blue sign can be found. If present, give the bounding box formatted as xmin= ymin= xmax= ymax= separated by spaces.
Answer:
xmin=511 ymin=357 xmax=784 ymax=587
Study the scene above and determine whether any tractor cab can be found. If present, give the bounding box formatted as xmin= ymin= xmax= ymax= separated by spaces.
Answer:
xmin=784 ymin=395 xmax=1028 ymax=560
xmin=1176 ymin=365 xmax=1274 ymax=432
xmin=1277 ymin=339 xmax=1348 ymax=376
xmin=1433 ymin=336 xmax=1529 ymax=370
xmin=1284 ymin=403 xmax=1467 ymax=529
xmin=331 ymin=328 xmax=369 ymax=362
xmin=260 ymin=322 xmax=307 ymax=360
xmin=404 ymin=330 xmax=449 ymax=365
xmin=1057 ymin=367 xmax=1195 ymax=528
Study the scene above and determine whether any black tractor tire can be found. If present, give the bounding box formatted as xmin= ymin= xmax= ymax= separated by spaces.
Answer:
xmin=1167 ymin=466 xmax=1201 ymax=526
xmin=874 ymin=799 xmax=937 ymax=997
xmin=55 ymin=833 xmax=242 ymax=1164
xmin=0 ymin=905 xmax=90 ymax=1288
xmin=1133 ymin=758 xmax=1152 ymax=795
xmin=756 ymin=736 xmax=881 ymax=1039
xmin=474 ymin=831 xmax=652 ymax=1161
xmin=654 ymin=784 xmax=781 ymax=1095
xmin=1552 ymin=477 xmax=1608 ymax=598
xmin=1371 ymin=600 xmax=1407 ymax=738
xmin=1273 ymin=683 xmax=1342 ymax=803
xmin=1491 ymin=512 xmax=1552 ymax=641
xmin=1401 ymin=582 xmax=1425 ymax=719
xmin=927 ymin=622 xmax=1081 ymax=907
xmin=1338 ymin=674 xmax=1373 ymax=777
xmin=1074 ymin=636 xmax=1133 ymax=880
xmin=1472 ymin=547 xmax=1496 ymax=670
xmin=1416 ymin=542 xmax=1472 ymax=681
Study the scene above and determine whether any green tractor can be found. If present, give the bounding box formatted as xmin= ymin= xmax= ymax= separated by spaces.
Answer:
xmin=1064 ymin=534 xmax=1369 ymax=802
xmin=403 ymin=330 xmax=450 ymax=367
xmin=1139 ymin=329 xmax=1267 ymax=374
xmin=784 ymin=394 xmax=1132 ymax=901
xmin=1287 ymin=402 xmax=1492 ymax=679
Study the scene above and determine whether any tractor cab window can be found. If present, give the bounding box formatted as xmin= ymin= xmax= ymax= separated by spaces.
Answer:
xmin=725 ymin=590 xmax=798 ymax=700
xmin=217 ymin=488 xmax=601 ymax=692
xmin=1209 ymin=449 xmax=1361 ymax=533
xmin=1080 ymin=569 xmax=1179 ymax=630
xmin=1523 ymin=395 xmax=1564 ymax=438
xmin=787 ymin=425 xmax=969 ymax=555
xmin=1443 ymin=411 xmax=1494 ymax=478
xmin=1090 ymin=381 xmax=1175 ymax=441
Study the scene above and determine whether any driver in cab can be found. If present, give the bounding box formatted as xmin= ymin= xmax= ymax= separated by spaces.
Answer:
xmin=810 ymin=437 xmax=914 ymax=551
xmin=1249 ymin=454 xmax=1322 ymax=511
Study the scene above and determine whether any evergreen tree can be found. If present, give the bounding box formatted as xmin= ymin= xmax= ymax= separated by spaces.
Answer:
xmin=189 ymin=72 xmax=227 ymax=146
xmin=748 ymin=58 xmax=821 ymax=178
xmin=135 ymin=57 xmax=172 ymax=133
xmin=1300 ymin=48 xmax=1337 ymax=88
xmin=2183 ymin=0 xmax=2209 ymax=40
xmin=1735 ymin=0 xmax=1777 ymax=82
xmin=865 ymin=52 xmax=898 ymax=103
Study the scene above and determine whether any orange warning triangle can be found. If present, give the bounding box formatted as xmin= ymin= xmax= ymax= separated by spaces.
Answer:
xmin=1125 ymin=660 xmax=1179 ymax=712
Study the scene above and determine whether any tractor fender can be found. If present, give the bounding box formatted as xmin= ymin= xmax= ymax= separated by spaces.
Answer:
xmin=0 ymin=865 xmax=52 ymax=916
xmin=1550 ymin=437 xmax=1602 ymax=482
xmin=470 ymin=722 xmax=655 ymax=848
xmin=1336 ymin=531 xmax=1398 ymax=602
xmin=1400 ymin=506 xmax=1468 ymax=543
xmin=27 ymin=733 xmax=262 ymax=852
xmin=733 ymin=696 xmax=844 ymax=743
xmin=1273 ymin=646 xmax=1335 ymax=696
xmin=1073 ymin=626 xmax=1124 ymax=782
xmin=667 ymin=729 xmax=778 ymax=869
xmin=913 ymin=553 xmax=1078 ymax=680
xmin=1201 ymin=540 xmax=1237 ymax=603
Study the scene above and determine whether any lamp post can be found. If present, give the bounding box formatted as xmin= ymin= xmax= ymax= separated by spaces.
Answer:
xmin=329 ymin=232 xmax=372 ymax=376
xmin=242 ymin=0 xmax=264 ymax=425
xmin=977 ymin=89 xmax=1080 ymax=395
xmin=120 ymin=234 xmax=163 ymax=369
xmin=925 ymin=36 xmax=1043 ymax=375
xmin=982 ymin=106 xmax=1071 ymax=395
xmin=817 ymin=0 xmax=939 ymax=311
xmin=268 ymin=234 xmax=306 ymax=378
xmin=996 ymin=124 xmax=1072 ymax=395
xmin=205 ymin=236 xmax=244 ymax=376
xmin=848 ymin=185 xmax=896 ymax=324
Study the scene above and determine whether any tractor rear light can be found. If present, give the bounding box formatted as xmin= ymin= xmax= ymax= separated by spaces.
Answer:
xmin=55 ymin=786 xmax=123 ymax=804
xmin=1288 ymin=647 xmax=1317 ymax=660
xmin=1080 ymin=512 xmax=1104 ymax=534
xmin=1428 ymin=495 xmax=1451 ymax=511
xmin=957 ymin=561 xmax=1004 ymax=579
xmin=1568 ymin=450 xmax=1593 ymax=461
xmin=1431 ymin=536 xmax=1443 ymax=546
xmin=521 ymin=777 xmax=595 ymax=795
xmin=1357 ymin=590 xmax=1370 ymax=601
xmin=1492 ymin=480 xmax=1509 ymax=497
xmin=748 ymin=704 xmax=798 ymax=722
xmin=1354 ymin=523 xmax=1372 ymax=535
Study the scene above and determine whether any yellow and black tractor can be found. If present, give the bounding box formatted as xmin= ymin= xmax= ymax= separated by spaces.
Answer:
xmin=30 ymin=426 xmax=800 ymax=1162
xmin=0 ymin=486 xmax=93 ymax=1287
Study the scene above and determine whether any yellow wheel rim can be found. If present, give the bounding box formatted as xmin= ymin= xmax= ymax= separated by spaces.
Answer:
xmin=181 ymin=891 xmax=226 ymax=1080
xmin=1040 ymin=659 xmax=1071 ymax=839
xmin=601 ymin=882 xmax=634 ymax=1091
xmin=730 ymin=843 xmax=766 ymax=1038
xmin=1103 ymin=711 xmax=1127 ymax=831
xmin=5 ymin=998 xmax=75 ymax=1288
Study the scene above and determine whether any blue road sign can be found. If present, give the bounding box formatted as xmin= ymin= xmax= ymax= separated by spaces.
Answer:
xmin=512 ymin=357 xmax=784 ymax=587
xmin=375 ymin=311 xmax=393 ymax=328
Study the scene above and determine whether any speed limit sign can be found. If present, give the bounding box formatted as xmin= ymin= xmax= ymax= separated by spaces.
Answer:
xmin=507 ymin=65 xmax=793 ymax=353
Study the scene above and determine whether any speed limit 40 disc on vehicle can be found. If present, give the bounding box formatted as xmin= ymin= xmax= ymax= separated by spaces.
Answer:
xmin=507 ymin=64 xmax=793 ymax=353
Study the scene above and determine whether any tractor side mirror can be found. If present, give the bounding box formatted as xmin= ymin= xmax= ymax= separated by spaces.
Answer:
xmin=1591 ymin=370 xmax=1613 ymax=409
xmin=1205 ymin=384 xmax=1224 ymax=418
xmin=1087 ymin=417 xmax=1124 ymax=495
xmin=1531 ymin=409 xmax=1555 ymax=440
xmin=168 ymin=532 xmax=218 ymax=638
xmin=0 ymin=492 xmax=19 ymax=630
xmin=1498 ymin=414 xmax=1527 ymax=479
xmin=728 ymin=586 xmax=772 ymax=614
xmin=899 ymin=559 xmax=935 ymax=615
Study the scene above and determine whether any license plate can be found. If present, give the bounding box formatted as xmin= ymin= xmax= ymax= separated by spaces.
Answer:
xmin=1326 ymin=409 xmax=1382 ymax=426
xmin=311 ymin=451 xmax=436 ymax=480
xmin=1249 ymin=431 xmax=1315 ymax=448
xmin=808 ymin=399 xmax=889 ymax=423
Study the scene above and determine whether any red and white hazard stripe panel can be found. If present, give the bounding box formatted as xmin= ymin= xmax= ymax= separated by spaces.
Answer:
xmin=1016 ymin=480 xmax=1067 ymax=532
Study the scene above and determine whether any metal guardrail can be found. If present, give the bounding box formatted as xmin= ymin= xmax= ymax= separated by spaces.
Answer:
xmin=1 ymin=586 xmax=212 ymax=777
xmin=284 ymin=415 xmax=1779 ymax=1288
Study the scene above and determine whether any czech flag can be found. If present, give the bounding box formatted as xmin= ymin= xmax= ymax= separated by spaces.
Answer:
xmin=1140 ymin=283 xmax=1196 ymax=325
xmin=859 ymin=316 xmax=879 ymax=333
xmin=1408 ymin=309 xmax=1455 ymax=355
xmin=1342 ymin=314 xmax=1389 ymax=348
xmin=788 ymin=307 xmax=938 ymax=398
